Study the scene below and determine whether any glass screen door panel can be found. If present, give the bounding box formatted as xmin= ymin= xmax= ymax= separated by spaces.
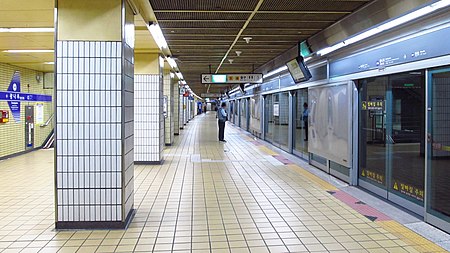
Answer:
xmin=278 ymin=92 xmax=290 ymax=151
xmin=272 ymin=94 xmax=281 ymax=147
xmin=233 ymin=100 xmax=239 ymax=126
xmin=427 ymin=68 xmax=450 ymax=223
xmin=389 ymin=72 xmax=425 ymax=204
xmin=294 ymin=89 xmax=309 ymax=159
xmin=240 ymin=99 xmax=247 ymax=130
xmin=358 ymin=78 xmax=388 ymax=189
xmin=264 ymin=95 xmax=274 ymax=143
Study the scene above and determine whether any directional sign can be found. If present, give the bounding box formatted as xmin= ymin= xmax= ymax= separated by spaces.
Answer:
xmin=201 ymin=93 xmax=221 ymax=98
xmin=0 ymin=92 xmax=52 ymax=102
xmin=201 ymin=73 xmax=263 ymax=84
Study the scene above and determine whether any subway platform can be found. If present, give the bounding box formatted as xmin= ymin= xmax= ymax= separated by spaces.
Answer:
xmin=0 ymin=113 xmax=449 ymax=253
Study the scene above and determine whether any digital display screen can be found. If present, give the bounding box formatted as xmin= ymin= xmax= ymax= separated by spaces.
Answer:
xmin=286 ymin=56 xmax=312 ymax=83
xmin=212 ymin=75 xmax=227 ymax=83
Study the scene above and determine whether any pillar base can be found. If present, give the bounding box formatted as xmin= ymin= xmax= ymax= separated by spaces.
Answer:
xmin=135 ymin=160 xmax=164 ymax=165
xmin=55 ymin=209 xmax=136 ymax=230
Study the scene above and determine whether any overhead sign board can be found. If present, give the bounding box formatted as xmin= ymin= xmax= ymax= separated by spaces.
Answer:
xmin=201 ymin=73 xmax=263 ymax=84
xmin=330 ymin=25 xmax=450 ymax=77
xmin=201 ymin=93 xmax=221 ymax=98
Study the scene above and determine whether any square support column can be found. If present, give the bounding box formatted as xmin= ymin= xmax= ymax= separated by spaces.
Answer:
xmin=163 ymin=66 xmax=174 ymax=145
xmin=173 ymin=84 xmax=180 ymax=135
xmin=134 ymin=54 xmax=164 ymax=164
xmin=55 ymin=0 xmax=135 ymax=229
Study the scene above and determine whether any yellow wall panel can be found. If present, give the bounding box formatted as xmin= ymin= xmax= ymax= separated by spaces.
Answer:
xmin=57 ymin=0 xmax=122 ymax=41
xmin=135 ymin=53 xmax=160 ymax=75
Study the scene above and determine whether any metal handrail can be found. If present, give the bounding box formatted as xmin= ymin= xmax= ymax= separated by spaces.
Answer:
xmin=40 ymin=114 xmax=54 ymax=127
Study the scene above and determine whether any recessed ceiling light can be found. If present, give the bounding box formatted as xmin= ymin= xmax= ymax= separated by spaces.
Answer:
xmin=243 ymin=37 xmax=252 ymax=43
xmin=3 ymin=49 xmax=54 ymax=53
xmin=171 ymin=30 xmax=175 ymax=33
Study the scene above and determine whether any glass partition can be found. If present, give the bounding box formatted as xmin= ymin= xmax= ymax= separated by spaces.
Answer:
xmin=264 ymin=95 xmax=274 ymax=143
xmin=427 ymin=68 xmax=450 ymax=227
xmin=293 ymin=89 xmax=309 ymax=159
xmin=277 ymin=92 xmax=290 ymax=151
xmin=240 ymin=99 xmax=248 ymax=131
xmin=358 ymin=71 xmax=425 ymax=207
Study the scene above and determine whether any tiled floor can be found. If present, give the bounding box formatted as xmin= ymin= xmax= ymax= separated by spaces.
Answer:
xmin=0 ymin=113 xmax=448 ymax=252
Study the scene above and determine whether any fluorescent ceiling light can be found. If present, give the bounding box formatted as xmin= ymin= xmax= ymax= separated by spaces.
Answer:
xmin=317 ymin=0 xmax=450 ymax=56
xmin=317 ymin=42 xmax=345 ymax=56
xmin=44 ymin=62 xmax=54 ymax=65
xmin=3 ymin=49 xmax=54 ymax=53
xmin=263 ymin=65 xmax=288 ymax=79
xmin=166 ymin=57 xmax=177 ymax=69
xmin=0 ymin=28 xmax=54 ymax=33
xmin=148 ymin=23 xmax=168 ymax=50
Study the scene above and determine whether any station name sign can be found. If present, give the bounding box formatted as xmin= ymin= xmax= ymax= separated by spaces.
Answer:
xmin=1 ymin=71 xmax=52 ymax=122
xmin=201 ymin=73 xmax=263 ymax=84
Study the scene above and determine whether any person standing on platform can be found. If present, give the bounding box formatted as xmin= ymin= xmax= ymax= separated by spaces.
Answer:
xmin=303 ymin=102 xmax=309 ymax=141
xmin=217 ymin=102 xmax=228 ymax=142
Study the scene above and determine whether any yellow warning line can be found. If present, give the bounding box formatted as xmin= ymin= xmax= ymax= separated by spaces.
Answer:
xmin=258 ymin=146 xmax=279 ymax=156
xmin=287 ymin=164 xmax=338 ymax=191
xmin=377 ymin=220 xmax=447 ymax=252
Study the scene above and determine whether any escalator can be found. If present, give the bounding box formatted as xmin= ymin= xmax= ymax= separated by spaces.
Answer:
xmin=42 ymin=129 xmax=54 ymax=149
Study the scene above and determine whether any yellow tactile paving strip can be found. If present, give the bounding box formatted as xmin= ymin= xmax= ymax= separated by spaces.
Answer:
xmin=244 ymin=122 xmax=447 ymax=253
xmin=286 ymin=165 xmax=338 ymax=192
xmin=0 ymin=112 xmax=447 ymax=253
xmin=378 ymin=221 xmax=448 ymax=253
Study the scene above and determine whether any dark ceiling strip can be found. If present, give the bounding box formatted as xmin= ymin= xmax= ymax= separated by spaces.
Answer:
xmin=154 ymin=10 xmax=352 ymax=14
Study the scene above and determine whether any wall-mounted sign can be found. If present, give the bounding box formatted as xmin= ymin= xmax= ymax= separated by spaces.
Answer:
xmin=201 ymin=93 xmax=221 ymax=98
xmin=362 ymin=100 xmax=384 ymax=111
xmin=35 ymin=103 xmax=45 ymax=125
xmin=201 ymin=73 xmax=263 ymax=84
xmin=0 ymin=71 xmax=52 ymax=122
xmin=163 ymin=96 xmax=168 ymax=118
xmin=273 ymin=103 xmax=280 ymax=116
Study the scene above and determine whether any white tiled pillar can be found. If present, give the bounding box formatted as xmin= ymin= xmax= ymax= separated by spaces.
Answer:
xmin=134 ymin=54 xmax=164 ymax=164
xmin=184 ymin=97 xmax=188 ymax=124
xmin=173 ymin=84 xmax=180 ymax=135
xmin=163 ymin=66 xmax=174 ymax=145
xmin=180 ymin=95 xmax=185 ymax=129
xmin=55 ymin=0 xmax=135 ymax=229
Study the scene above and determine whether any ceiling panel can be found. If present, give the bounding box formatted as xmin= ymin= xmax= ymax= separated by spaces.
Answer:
xmin=150 ymin=0 xmax=374 ymax=95
xmin=149 ymin=0 xmax=259 ymax=11
xmin=253 ymin=12 xmax=347 ymax=21
xmin=156 ymin=12 xmax=250 ymax=20
xmin=160 ymin=21 xmax=246 ymax=29
xmin=259 ymin=0 xmax=371 ymax=11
